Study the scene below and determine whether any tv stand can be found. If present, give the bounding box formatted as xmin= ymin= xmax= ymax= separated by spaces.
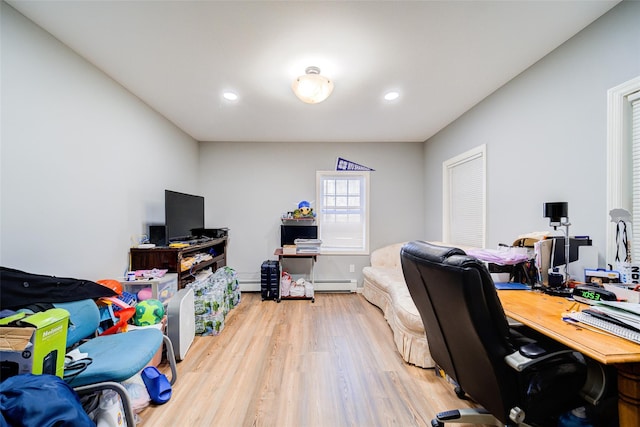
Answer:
xmin=130 ymin=237 xmax=228 ymax=289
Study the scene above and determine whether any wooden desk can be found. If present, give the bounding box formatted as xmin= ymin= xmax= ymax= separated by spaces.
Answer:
xmin=498 ymin=290 xmax=640 ymax=425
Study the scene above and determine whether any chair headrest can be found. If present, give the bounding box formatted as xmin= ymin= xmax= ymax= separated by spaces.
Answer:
xmin=402 ymin=241 xmax=493 ymax=285
xmin=401 ymin=241 xmax=467 ymax=264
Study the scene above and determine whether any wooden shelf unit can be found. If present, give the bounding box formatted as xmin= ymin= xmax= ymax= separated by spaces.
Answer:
xmin=130 ymin=237 xmax=227 ymax=288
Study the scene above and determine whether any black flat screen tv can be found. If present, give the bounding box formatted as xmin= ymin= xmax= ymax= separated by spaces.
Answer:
xmin=165 ymin=190 xmax=205 ymax=242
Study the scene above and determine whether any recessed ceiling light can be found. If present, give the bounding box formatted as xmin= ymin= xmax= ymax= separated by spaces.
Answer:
xmin=223 ymin=92 xmax=238 ymax=101
xmin=384 ymin=91 xmax=400 ymax=101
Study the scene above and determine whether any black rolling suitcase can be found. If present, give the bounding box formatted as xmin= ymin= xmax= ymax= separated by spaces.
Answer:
xmin=260 ymin=260 xmax=280 ymax=301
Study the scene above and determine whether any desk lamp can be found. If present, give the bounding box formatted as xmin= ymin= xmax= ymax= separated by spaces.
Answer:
xmin=544 ymin=202 xmax=571 ymax=286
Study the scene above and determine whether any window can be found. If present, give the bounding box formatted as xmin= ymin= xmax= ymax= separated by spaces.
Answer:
xmin=316 ymin=171 xmax=370 ymax=255
xmin=607 ymin=76 xmax=640 ymax=264
xmin=442 ymin=144 xmax=486 ymax=248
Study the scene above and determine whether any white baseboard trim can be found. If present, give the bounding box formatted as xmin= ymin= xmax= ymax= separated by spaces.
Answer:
xmin=239 ymin=279 xmax=357 ymax=293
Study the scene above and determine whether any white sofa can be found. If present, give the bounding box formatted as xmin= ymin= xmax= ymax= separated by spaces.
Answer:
xmin=362 ymin=242 xmax=434 ymax=368
xmin=362 ymin=241 xmax=479 ymax=368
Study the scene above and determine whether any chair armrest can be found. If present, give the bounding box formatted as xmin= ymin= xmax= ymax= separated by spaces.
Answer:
xmin=504 ymin=345 xmax=577 ymax=372
xmin=518 ymin=342 xmax=548 ymax=358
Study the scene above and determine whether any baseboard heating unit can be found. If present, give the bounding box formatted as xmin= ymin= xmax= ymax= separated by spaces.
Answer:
xmin=239 ymin=279 xmax=357 ymax=293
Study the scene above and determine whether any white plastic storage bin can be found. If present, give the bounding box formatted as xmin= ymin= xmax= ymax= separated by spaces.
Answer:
xmin=120 ymin=273 xmax=178 ymax=303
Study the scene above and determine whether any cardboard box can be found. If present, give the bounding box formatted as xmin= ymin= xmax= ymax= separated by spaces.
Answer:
xmin=0 ymin=308 xmax=69 ymax=380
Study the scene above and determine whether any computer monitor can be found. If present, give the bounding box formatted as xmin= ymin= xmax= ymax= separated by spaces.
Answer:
xmin=550 ymin=236 xmax=592 ymax=267
xmin=280 ymin=225 xmax=317 ymax=246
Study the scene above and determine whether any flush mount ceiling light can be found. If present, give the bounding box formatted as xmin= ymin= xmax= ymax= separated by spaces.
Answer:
xmin=384 ymin=91 xmax=400 ymax=101
xmin=292 ymin=66 xmax=334 ymax=104
xmin=223 ymin=91 xmax=238 ymax=101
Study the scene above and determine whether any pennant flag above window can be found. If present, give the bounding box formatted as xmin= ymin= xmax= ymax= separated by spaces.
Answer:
xmin=336 ymin=157 xmax=375 ymax=171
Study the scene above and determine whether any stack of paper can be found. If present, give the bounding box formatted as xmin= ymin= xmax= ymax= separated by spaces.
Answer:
xmin=294 ymin=238 xmax=322 ymax=254
xmin=566 ymin=301 xmax=640 ymax=344
xmin=590 ymin=301 xmax=640 ymax=330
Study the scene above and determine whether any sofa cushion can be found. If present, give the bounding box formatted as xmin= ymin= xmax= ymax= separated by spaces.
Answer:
xmin=362 ymin=266 xmax=398 ymax=293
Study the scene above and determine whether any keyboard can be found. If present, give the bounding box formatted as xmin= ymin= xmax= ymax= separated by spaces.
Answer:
xmin=567 ymin=312 xmax=640 ymax=345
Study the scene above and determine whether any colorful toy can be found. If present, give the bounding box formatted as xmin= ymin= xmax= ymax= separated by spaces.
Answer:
xmin=96 ymin=297 xmax=135 ymax=335
xmin=97 ymin=279 xmax=123 ymax=295
xmin=137 ymin=287 xmax=153 ymax=301
xmin=133 ymin=299 xmax=165 ymax=326
xmin=293 ymin=200 xmax=315 ymax=218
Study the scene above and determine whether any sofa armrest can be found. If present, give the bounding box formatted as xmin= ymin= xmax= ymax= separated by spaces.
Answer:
xmin=370 ymin=242 xmax=407 ymax=269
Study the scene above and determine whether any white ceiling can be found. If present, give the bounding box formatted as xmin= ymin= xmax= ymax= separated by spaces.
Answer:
xmin=7 ymin=0 xmax=620 ymax=143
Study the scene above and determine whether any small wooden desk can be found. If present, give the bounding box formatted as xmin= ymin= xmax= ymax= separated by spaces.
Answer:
xmin=498 ymin=290 xmax=640 ymax=425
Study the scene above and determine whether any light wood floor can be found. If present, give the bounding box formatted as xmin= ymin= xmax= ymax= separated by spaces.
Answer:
xmin=139 ymin=292 xmax=481 ymax=426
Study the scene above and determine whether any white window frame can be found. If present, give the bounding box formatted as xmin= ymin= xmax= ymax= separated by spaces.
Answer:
xmin=606 ymin=76 xmax=640 ymax=264
xmin=442 ymin=144 xmax=487 ymax=248
xmin=316 ymin=170 xmax=370 ymax=255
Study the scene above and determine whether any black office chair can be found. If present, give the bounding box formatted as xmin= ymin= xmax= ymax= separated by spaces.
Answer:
xmin=400 ymin=241 xmax=588 ymax=426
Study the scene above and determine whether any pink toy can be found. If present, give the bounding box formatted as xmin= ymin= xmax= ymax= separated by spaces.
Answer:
xmin=137 ymin=287 xmax=153 ymax=301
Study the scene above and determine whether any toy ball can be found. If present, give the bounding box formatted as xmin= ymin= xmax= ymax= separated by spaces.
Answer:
xmin=137 ymin=287 xmax=153 ymax=301
xmin=133 ymin=299 xmax=165 ymax=326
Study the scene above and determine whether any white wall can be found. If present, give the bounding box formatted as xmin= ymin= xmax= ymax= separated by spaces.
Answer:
xmin=8 ymin=0 xmax=633 ymax=285
xmin=423 ymin=0 xmax=640 ymax=267
xmin=198 ymin=141 xmax=425 ymax=285
xmin=1 ymin=3 xmax=200 ymax=279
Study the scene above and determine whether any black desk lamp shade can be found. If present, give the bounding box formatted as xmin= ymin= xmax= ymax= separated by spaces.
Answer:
xmin=544 ymin=202 xmax=568 ymax=223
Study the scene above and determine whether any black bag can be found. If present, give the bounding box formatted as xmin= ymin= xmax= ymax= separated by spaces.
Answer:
xmin=0 ymin=266 xmax=116 ymax=310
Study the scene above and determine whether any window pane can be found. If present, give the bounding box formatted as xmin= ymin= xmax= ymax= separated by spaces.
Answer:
xmin=316 ymin=171 xmax=370 ymax=254
xmin=326 ymin=180 xmax=335 ymax=194
xmin=348 ymin=180 xmax=360 ymax=194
